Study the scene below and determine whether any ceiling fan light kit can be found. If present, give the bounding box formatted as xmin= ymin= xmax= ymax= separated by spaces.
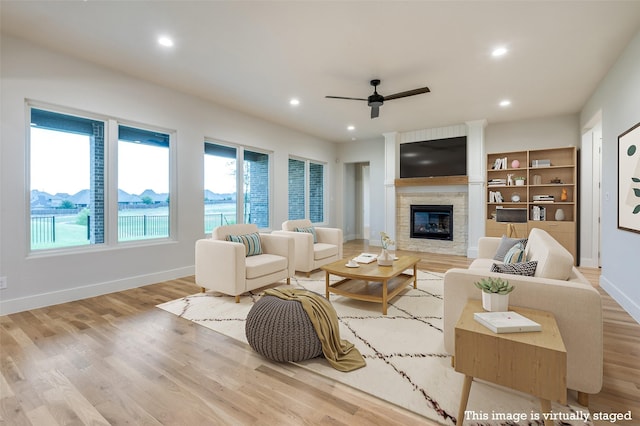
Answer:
xmin=326 ymin=79 xmax=430 ymax=119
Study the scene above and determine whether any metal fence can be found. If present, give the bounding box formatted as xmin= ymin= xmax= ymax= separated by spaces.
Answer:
xmin=31 ymin=216 xmax=55 ymax=244
xmin=204 ymin=213 xmax=236 ymax=233
xmin=30 ymin=214 xmax=170 ymax=245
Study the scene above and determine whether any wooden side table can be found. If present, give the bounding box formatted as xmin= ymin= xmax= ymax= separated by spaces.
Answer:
xmin=454 ymin=300 xmax=567 ymax=426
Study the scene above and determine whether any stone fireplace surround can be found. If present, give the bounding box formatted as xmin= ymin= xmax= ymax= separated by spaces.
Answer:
xmin=396 ymin=189 xmax=468 ymax=256
xmin=382 ymin=121 xmax=486 ymax=258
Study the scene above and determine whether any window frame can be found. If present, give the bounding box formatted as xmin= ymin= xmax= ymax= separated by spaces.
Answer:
xmin=288 ymin=155 xmax=327 ymax=225
xmin=26 ymin=101 xmax=177 ymax=256
xmin=113 ymin=121 xmax=177 ymax=245
xmin=204 ymin=139 xmax=273 ymax=232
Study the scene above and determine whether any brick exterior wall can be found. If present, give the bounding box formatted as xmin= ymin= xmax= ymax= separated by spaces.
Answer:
xmin=90 ymin=122 xmax=105 ymax=244
xmin=288 ymin=158 xmax=305 ymax=220
xmin=246 ymin=152 xmax=269 ymax=228
xmin=309 ymin=162 xmax=324 ymax=223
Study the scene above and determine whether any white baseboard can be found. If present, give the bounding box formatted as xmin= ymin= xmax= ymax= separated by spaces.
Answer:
xmin=0 ymin=266 xmax=195 ymax=315
xmin=600 ymin=274 xmax=640 ymax=325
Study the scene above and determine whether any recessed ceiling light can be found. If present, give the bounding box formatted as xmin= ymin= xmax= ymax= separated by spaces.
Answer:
xmin=158 ymin=36 xmax=174 ymax=47
xmin=499 ymin=99 xmax=511 ymax=107
xmin=492 ymin=47 xmax=508 ymax=57
xmin=347 ymin=125 xmax=355 ymax=131
xmin=289 ymin=98 xmax=300 ymax=106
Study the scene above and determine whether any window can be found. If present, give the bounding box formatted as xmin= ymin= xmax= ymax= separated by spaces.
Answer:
xmin=204 ymin=143 xmax=237 ymax=233
xmin=243 ymin=149 xmax=270 ymax=228
xmin=288 ymin=157 xmax=325 ymax=223
xmin=118 ymin=126 xmax=170 ymax=241
xmin=204 ymin=142 xmax=271 ymax=232
xmin=29 ymin=108 xmax=105 ymax=250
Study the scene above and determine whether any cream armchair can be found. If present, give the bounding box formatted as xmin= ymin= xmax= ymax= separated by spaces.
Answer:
xmin=195 ymin=224 xmax=294 ymax=302
xmin=272 ymin=219 xmax=343 ymax=276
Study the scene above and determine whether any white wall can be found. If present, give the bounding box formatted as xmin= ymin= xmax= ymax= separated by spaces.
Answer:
xmin=0 ymin=35 xmax=337 ymax=314
xmin=485 ymin=114 xmax=580 ymax=153
xmin=581 ymin=29 xmax=640 ymax=323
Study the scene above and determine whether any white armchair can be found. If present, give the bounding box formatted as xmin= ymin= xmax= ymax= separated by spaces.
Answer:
xmin=195 ymin=224 xmax=295 ymax=302
xmin=272 ymin=219 xmax=343 ymax=276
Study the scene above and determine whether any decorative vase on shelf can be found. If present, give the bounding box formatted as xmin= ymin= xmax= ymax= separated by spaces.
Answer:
xmin=555 ymin=208 xmax=565 ymax=221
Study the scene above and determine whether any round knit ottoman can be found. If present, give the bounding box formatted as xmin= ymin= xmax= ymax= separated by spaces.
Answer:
xmin=245 ymin=295 xmax=323 ymax=362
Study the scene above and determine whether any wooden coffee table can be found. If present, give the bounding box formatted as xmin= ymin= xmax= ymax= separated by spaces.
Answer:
xmin=454 ymin=300 xmax=567 ymax=426
xmin=321 ymin=255 xmax=420 ymax=315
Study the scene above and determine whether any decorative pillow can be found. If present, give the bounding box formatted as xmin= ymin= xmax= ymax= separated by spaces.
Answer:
xmin=491 ymin=261 xmax=538 ymax=276
xmin=226 ymin=232 xmax=263 ymax=257
xmin=295 ymin=226 xmax=317 ymax=243
xmin=503 ymin=242 xmax=525 ymax=264
xmin=493 ymin=235 xmax=528 ymax=261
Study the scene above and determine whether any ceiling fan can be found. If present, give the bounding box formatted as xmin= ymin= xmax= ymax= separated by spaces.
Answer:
xmin=326 ymin=79 xmax=430 ymax=119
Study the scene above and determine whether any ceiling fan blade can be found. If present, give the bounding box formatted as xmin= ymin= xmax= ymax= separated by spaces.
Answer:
xmin=384 ymin=86 xmax=430 ymax=101
xmin=370 ymin=106 xmax=379 ymax=119
xmin=325 ymin=96 xmax=368 ymax=101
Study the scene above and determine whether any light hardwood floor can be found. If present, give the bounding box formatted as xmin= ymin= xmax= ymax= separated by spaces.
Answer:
xmin=1 ymin=241 xmax=638 ymax=425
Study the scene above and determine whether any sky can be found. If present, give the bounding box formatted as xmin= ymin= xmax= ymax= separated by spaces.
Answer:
xmin=30 ymin=127 xmax=236 ymax=195
xmin=31 ymin=127 xmax=169 ymax=195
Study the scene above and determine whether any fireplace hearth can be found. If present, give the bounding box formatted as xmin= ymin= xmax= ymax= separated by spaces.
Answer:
xmin=410 ymin=204 xmax=453 ymax=241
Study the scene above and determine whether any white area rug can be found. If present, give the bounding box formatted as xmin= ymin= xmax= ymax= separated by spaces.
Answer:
xmin=157 ymin=270 xmax=591 ymax=425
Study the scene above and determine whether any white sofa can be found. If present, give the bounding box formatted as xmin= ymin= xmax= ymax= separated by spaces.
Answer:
xmin=195 ymin=224 xmax=295 ymax=302
xmin=443 ymin=228 xmax=603 ymax=405
xmin=273 ymin=219 xmax=343 ymax=276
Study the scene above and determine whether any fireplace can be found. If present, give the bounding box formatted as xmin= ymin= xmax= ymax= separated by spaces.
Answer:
xmin=410 ymin=205 xmax=453 ymax=241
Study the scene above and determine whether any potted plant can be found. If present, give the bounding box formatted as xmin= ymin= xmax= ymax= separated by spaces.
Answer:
xmin=514 ymin=176 xmax=526 ymax=186
xmin=474 ymin=277 xmax=514 ymax=311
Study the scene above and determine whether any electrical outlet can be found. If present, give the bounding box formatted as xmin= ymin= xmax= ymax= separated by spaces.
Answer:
xmin=0 ymin=277 xmax=6 ymax=290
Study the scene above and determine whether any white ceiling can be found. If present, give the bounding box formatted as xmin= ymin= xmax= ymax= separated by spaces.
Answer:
xmin=2 ymin=1 xmax=640 ymax=143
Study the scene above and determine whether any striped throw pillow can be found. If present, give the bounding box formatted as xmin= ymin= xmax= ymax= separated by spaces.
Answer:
xmin=295 ymin=226 xmax=317 ymax=243
xmin=503 ymin=242 xmax=525 ymax=264
xmin=226 ymin=232 xmax=263 ymax=257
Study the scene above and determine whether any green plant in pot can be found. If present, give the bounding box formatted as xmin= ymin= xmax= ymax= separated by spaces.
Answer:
xmin=474 ymin=277 xmax=514 ymax=312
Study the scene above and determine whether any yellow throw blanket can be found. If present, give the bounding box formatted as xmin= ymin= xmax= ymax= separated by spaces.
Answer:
xmin=263 ymin=288 xmax=366 ymax=372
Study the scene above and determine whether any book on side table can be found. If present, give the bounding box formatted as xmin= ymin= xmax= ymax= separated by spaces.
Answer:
xmin=474 ymin=311 xmax=542 ymax=333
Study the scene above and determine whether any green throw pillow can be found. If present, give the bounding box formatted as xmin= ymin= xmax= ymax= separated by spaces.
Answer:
xmin=226 ymin=232 xmax=263 ymax=257
xmin=295 ymin=226 xmax=317 ymax=243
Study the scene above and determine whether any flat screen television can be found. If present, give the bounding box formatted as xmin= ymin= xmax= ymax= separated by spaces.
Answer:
xmin=400 ymin=136 xmax=467 ymax=178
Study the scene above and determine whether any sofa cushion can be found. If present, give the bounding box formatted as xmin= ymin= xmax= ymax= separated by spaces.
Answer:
xmin=525 ymin=228 xmax=573 ymax=280
xmin=245 ymin=254 xmax=287 ymax=279
xmin=493 ymin=235 xmax=528 ymax=261
xmin=503 ymin=242 xmax=526 ymax=263
xmin=295 ymin=226 xmax=317 ymax=243
xmin=226 ymin=232 xmax=263 ymax=257
xmin=491 ymin=261 xmax=538 ymax=276
xmin=314 ymin=243 xmax=338 ymax=260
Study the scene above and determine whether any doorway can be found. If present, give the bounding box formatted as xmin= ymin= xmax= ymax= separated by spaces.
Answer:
xmin=344 ymin=162 xmax=370 ymax=241
xmin=581 ymin=119 xmax=602 ymax=267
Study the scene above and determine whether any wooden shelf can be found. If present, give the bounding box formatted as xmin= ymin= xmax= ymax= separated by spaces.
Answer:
xmin=486 ymin=147 xmax=578 ymax=263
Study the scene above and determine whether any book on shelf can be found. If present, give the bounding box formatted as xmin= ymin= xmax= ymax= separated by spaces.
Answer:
xmin=531 ymin=205 xmax=546 ymax=221
xmin=489 ymin=191 xmax=503 ymax=203
xmin=492 ymin=157 xmax=508 ymax=170
xmin=353 ymin=253 xmax=377 ymax=264
xmin=473 ymin=311 xmax=542 ymax=333
xmin=533 ymin=195 xmax=555 ymax=201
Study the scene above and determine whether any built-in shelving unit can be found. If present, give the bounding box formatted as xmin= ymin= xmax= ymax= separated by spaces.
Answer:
xmin=486 ymin=147 xmax=577 ymax=263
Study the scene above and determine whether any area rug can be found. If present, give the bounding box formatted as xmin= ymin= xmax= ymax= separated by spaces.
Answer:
xmin=157 ymin=270 xmax=591 ymax=426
